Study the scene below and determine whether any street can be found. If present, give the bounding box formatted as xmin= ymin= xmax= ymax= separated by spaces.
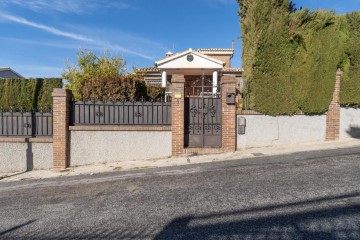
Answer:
xmin=0 ymin=147 xmax=359 ymax=239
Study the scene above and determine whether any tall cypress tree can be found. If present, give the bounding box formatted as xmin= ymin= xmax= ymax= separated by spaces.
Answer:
xmin=290 ymin=10 xmax=342 ymax=114
xmin=238 ymin=0 xmax=346 ymax=115
xmin=340 ymin=12 xmax=360 ymax=107
xmin=239 ymin=0 xmax=298 ymax=115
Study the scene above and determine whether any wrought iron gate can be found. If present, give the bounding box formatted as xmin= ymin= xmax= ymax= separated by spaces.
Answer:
xmin=184 ymin=75 xmax=222 ymax=147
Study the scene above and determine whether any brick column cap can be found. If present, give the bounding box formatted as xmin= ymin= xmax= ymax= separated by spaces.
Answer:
xmin=221 ymin=75 xmax=236 ymax=85
xmin=171 ymin=74 xmax=186 ymax=83
xmin=52 ymin=88 xmax=72 ymax=97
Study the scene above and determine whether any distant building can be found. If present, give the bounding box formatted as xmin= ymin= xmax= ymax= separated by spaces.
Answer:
xmin=0 ymin=67 xmax=24 ymax=79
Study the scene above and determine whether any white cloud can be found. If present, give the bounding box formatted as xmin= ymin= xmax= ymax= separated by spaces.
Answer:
xmin=1 ymin=14 xmax=94 ymax=41
xmin=0 ymin=13 xmax=155 ymax=60
xmin=0 ymin=0 xmax=130 ymax=14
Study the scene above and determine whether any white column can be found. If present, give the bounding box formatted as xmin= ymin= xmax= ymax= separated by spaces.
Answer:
xmin=161 ymin=71 xmax=167 ymax=88
xmin=212 ymin=71 xmax=218 ymax=94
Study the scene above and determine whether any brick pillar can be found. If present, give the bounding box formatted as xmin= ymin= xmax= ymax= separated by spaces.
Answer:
xmin=52 ymin=88 xmax=71 ymax=170
xmin=221 ymin=75 xmax=237 ymax=151
xmin=326 ymin=69 xmax=343 ymax=141
xmin=171 ymin=74 xmax=185 ymax=156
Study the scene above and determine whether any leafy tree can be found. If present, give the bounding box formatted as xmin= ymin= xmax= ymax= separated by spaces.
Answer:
xmin=62 ymin=50 xmax=126 ymax=100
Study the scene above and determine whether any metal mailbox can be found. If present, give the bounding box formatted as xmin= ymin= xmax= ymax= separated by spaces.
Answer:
xmin=226 ymin=92 xmax=236 ymax=104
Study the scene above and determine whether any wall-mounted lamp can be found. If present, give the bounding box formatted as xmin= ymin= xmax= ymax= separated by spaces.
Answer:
xmin=174 ymin=91 xmax=182 ymax=103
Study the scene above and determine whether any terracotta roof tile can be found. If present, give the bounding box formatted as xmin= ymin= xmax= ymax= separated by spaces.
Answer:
xmin=136 ymin=67 xmax=159 ymax=72
xmin=137 ymin=67 xmax=243 ymax=73
xmin=222 ymin=68 xmax=243 ymax=72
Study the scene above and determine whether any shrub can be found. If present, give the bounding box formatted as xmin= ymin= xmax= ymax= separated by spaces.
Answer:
xmin=0 ymin=78 xmax=62 ymax=111
xmin=37 ymin=78 xmax=63 ymax=111
xmin=81 ymin=75 xmax=164 ymax=102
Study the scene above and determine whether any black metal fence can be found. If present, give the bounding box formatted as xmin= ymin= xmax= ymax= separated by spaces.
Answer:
xmin=0 ymin=110 xmax=53 ymax=137
xmin=71 ymin=99 xmax=171 ymax=125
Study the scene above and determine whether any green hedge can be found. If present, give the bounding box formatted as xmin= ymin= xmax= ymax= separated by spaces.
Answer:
xmin=289 ymin=10 xmax=343 ymax=114
xmin=251 ymin=0 xmax=298 ymax=115
xmin=340 ymin=12 xmax=360 ymax=107
xmin=238 ymin=0 xmax=358 ymax=115
xmin=0 ymin=78 xmax=62 ymax=111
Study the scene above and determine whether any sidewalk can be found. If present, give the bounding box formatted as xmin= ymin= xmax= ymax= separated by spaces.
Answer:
xmin=1 ymin=138 xmax=360 ymax=182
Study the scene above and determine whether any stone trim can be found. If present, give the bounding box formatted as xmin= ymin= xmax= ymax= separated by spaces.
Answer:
xmin=237 ymin=110 xmax=326 ymax=116
xmin=0 ymin=137 xmax=53 ymax=143
xmin=237 ymin=110 xmax=263 ymax=115
xmin=183 ymin=147 xmax=226 ymax=155
xmin=69 ymin=125 xmax=171 ymax=131
xmin=52 ymin=88 xmax=70 ymax=97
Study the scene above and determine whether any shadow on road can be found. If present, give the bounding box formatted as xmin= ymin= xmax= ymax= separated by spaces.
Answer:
xmin=0 ymin=220 xmax=36 ymax=237
xmin=155 ymin=192 xmax=360 ymax=240
xmin=1 ymin=192 xmax=359 ymax=239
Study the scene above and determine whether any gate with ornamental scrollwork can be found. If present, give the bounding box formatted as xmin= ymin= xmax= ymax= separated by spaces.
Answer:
xmin=184 ymin=75 xmax=221 ymax=147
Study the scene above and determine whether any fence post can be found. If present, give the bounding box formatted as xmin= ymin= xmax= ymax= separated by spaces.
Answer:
xmin=52 ymin=88 xmax=71 ymax=170
xmin=221 ymin=75 xmax=237 ymax=151
xmin=171 ymin=74 xmax=185 ymax=156
xmin=326 ymin=69 xmax=343 ymax=141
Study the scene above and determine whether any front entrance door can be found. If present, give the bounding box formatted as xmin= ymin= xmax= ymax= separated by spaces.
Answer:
xmin=184 ymin=75 xmax=222 ymax=147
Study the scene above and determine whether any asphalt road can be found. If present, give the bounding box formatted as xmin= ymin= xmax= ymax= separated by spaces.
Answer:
xmin=0 ymin=147 xmax=359 ymax=240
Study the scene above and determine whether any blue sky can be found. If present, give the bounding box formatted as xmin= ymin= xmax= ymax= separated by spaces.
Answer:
xmin=0 ymin=0 xmax=359 ymax=78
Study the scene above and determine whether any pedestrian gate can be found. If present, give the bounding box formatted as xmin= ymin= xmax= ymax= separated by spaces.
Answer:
xmin=184 ymin=75 xmax=222 ymax=147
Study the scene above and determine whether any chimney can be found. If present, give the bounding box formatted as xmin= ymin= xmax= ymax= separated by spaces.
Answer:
xmin=166 ymin=51 xmax=173 ymax=57
xmin=232 ymin=40 xmax=235 ymax=50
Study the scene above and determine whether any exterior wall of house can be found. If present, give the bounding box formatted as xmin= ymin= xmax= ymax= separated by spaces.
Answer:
xmin=237 ymin=114 xmax=327 ymax=149
xmin=205 ymin=55 xmax=231 ymax=68
xmin=0 ymin=139 xmax=53 ymax=173
xmin=70 ymin=130 xmax=171 ymax=166
xmin=340 ymin=107 xmax=360 ymax=139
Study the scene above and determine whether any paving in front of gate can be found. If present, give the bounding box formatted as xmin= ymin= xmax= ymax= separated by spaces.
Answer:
xmin=1 ymin=138 xmax=360 ymax=182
